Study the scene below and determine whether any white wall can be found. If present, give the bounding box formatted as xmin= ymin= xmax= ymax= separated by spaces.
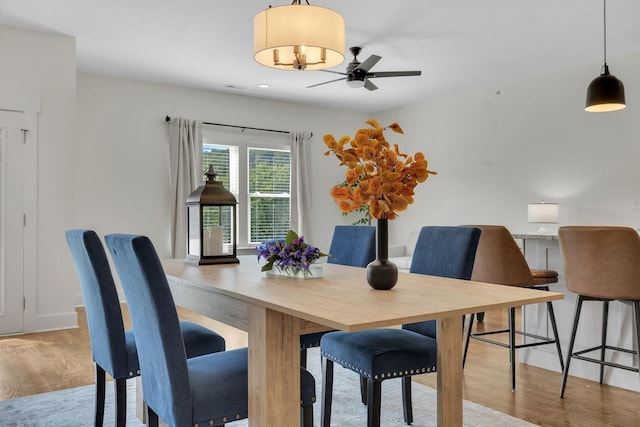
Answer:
xmin=75 ymin=73 xmax=367 ymax=262
xmin=378 ymin=50 xmax=640 ymax=244
xmin=0 ymin=25 xmax=77 ymax=332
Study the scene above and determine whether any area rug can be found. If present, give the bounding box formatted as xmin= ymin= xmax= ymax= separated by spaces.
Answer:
xmin=0 ymin=348 xmax=535 ymax=426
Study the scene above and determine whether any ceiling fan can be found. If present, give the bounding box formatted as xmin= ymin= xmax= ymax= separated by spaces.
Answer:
xmin=306 ymin=46 xmax=422 ymax=91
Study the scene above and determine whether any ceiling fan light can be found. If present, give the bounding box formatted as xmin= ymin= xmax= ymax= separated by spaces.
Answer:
xmin=585 ymin=65 xmax=626 ymax=112
xmin=254 ymin=4 xmax=345 ymax=71
xmin=346 ymin=78 xmax=365 ymax=88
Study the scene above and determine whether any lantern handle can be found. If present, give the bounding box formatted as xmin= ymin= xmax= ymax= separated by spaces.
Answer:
xmin=204 ymin=164 xmax=217 ymax=181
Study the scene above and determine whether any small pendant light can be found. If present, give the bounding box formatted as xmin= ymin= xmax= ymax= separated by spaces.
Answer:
xmin=585 ymin=0 xmax=626 ymax=112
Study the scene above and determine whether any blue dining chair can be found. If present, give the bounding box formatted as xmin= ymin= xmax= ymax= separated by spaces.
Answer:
xmin=104 ymin=233 xmax=317 ymax=427
xmin=300 ymin=225 xmax=377 ymax=368
xmin=326 ymin=225 xmax=377 ymax=267
xmin=320 ymin=226 xmax=481 ymax=427
xmin=401 ymin=226 xmax=483 ymax=339
xmin=65 ymin=229 xmax=227 ymax=427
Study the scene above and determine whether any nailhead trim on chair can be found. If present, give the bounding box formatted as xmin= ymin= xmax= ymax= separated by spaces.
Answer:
xmin=195 ymin=413 xmax=243 ymax=427
xmin=321 ymin=351 xmax=435 ymax=380
xmin=375 ymin=367 xmax=433 ymax=380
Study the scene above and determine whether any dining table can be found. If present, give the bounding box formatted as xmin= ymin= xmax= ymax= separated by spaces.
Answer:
xmin=159 ymin=257 xmax=563 ymax=426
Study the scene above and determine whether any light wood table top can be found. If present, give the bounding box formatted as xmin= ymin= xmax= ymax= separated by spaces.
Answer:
xmin=162 ymin=258 xmax=563 ymax=427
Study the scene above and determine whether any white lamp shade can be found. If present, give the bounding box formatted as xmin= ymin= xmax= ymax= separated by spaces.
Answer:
xmin=527 ymin=203 xmax=559 ymax=224
xmin=254 ymin=4 xmax=345 ymax=70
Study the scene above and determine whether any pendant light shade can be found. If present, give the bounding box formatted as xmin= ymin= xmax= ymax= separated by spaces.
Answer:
xmin=254 ymin=1 xmax=345 ymax=71
xmin=585 ymin=64 xmax=625 ymax=112
xmin=585 ymin=0 xmax=626 ymax=112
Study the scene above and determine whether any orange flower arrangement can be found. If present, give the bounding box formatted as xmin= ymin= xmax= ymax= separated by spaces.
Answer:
xmin=323 ymin=119 xmax=437 ymax=220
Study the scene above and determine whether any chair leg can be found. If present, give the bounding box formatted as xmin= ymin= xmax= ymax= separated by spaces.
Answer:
xmin=634 ymin=301 xmax=640 ymax=384
xmin=599 ymin=300 xmax=609 ymax=384
xmin=560 ymin=296 xmax=584 ymax=398
xmin=367 ymin=379 xmax=382 ymax=427
xmin=360 ymin=376 xmax=367 ymax=404
xmin=94 ymin=364 xmax=106 ymax=427
xmin=147 ymin=405 xmax=159 ymax=427
xmin=321 ymin=357 xmax=334 ymax=427
xmin=114 ymin=378 xmax=127 ymax=427
xmin=402 ymin=376 xmax=413 ymax=425
xmin=300 ymin=348 xmax=308 ymax=369
xmin=301 ymin=403 xmax=313 ymax=427
xmin=508 ymin=306 xmax=516 ymax=391
xmin=546 ymin=300 xmax=565 ymax=372
xmin=463 ymin=313 xmax=475 ymax=368
xmin=477 ymin=312 xmax=485 ymax=322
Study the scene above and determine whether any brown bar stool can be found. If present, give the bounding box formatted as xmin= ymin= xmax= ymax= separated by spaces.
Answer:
xmin=462 ymin=225 xmax=564 ymax=390
xmin=558 ymin=226 xmax=640 ymax=397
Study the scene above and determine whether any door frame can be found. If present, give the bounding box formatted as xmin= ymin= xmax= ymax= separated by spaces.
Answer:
xmin=1 ymin=95 xmax=39 ymax=333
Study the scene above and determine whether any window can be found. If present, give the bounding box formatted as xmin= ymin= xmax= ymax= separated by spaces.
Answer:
xmin=248 ymin=147 xmax=291 ymax=242
xmin=202 ymin=128 xmax=290 ymax=247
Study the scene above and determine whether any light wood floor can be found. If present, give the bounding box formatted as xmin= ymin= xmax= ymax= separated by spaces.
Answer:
xmin=1 ymin=307 xmax=638 ymax=426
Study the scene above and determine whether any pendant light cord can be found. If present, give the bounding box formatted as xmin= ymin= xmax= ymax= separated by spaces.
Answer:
xmin=602 ymin=0 xmax=608 ymax=67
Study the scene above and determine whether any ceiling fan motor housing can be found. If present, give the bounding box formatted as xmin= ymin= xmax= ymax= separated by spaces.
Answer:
xmin=347 ymin=74 xmax=366 ymax=87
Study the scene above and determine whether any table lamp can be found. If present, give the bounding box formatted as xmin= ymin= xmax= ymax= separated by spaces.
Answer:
xmin=527 ymin=202 xmax=559 ymax=234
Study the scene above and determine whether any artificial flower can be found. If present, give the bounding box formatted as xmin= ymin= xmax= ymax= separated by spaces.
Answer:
xmin=257 ymin=230 xmax=328 ymax=275
xmin=324 ymin=119 xmax=437 ymax=220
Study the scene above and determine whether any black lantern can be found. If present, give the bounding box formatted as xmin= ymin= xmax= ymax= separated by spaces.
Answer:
xmin=185 ymin=165 xmax=239 ymax=265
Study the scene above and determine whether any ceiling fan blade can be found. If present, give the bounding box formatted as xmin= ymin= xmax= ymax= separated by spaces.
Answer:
xmin=319 ymin=70 xmax=348 ymax=76
xmin=306 ymin=77 xmax=346 ymax=88
xmin=364 ymin=79 xmax=378 ymax=91
xmin=368 ymin=71 xmax=422 ymax=78
xmin=354 ymin=55 xmax=381 ymax=73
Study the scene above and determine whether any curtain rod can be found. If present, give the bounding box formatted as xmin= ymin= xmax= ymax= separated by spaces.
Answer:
xmin=165 ymin=116 xmax=289 ymax=135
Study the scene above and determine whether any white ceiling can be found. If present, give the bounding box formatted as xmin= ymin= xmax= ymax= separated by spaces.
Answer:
xmin=1 ymin=0 xmax=639 ymax=113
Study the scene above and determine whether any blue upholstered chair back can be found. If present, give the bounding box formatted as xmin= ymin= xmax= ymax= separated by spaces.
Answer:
xmin=65 ymin=229 xmax=131 ymax=378
xmin=409 ymin=226 xmax=481 ymax=279
xmin=105 ymin=234 xmax=191 ymax=427
xmin=326 ymin=225 xmax=376 ymax=267
xmin=404 ymin=226 xmax=481 ymax=339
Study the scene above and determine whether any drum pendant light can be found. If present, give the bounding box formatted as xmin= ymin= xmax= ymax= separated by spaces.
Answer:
xmin=585 ymin=0 xmax=626 ymax=112
xmin=254 ymin=0 xmax=345 ymax=71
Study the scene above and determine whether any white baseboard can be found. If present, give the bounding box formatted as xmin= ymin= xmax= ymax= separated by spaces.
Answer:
xmin=35 ymin=311 xmax=78 ymax=332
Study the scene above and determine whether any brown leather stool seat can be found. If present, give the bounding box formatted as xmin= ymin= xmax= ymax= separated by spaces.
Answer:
xmin=558 ymin=226 xmax=640 ymax=397
xmin=462 ymin=225 xmax=564 ymax=390
xmin=531 ymin=269 xmax=558 ymax=284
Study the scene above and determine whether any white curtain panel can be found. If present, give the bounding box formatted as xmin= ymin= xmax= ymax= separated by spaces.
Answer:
xmin=168 ymin=117 xmax=203 ymax=258
xmin=290 ymin=132 xmax=312 ymax=238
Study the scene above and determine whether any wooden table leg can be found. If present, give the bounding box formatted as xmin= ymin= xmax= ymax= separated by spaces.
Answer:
xmin=248 ymin=306 xmax=300 ymax=426
xmin=437 ymin=315 xmax=463 ymax=427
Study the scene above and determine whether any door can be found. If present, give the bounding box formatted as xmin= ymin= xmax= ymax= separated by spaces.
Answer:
xmin=0 ymin=110 xmax=25 ymax=334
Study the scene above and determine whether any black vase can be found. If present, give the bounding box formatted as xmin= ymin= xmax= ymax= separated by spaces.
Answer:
xmin=366 ymin=218 xmax=398 ymax=290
